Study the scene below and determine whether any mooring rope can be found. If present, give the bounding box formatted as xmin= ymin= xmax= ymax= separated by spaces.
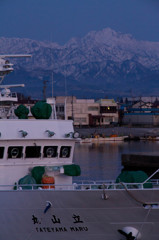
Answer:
xmin=136 ymin=206 xmax=152 ymax=240
xmin=120 ymin=182 xmax=154 ymax=240
xmin=120 ymin=182 xmax=149 ymax=205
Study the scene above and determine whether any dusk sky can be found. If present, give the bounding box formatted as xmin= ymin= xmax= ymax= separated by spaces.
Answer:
xmin=0 ymin=0 xmax=159 ymax=45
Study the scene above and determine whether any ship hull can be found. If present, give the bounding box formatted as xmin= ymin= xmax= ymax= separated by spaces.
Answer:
xmin=1 ymin=189 xmax=159 ymax=240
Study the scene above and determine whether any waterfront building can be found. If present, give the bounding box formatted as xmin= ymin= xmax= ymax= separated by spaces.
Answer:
xmin=55 ymin=96 xmax=118 ymax=126
xmin=121 ymin=97 xmax=159 ymax=126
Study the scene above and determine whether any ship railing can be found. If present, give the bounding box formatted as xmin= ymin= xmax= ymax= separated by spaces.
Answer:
xmin=72 ymin=181 xmax=154 ymax=190
xmin=149 ymin=179 xmax=159 ymax=186
xmin=74 ymin=178 xmax=159 ymax=190
xmin=0 ymin=180 xmax=159 ymax=191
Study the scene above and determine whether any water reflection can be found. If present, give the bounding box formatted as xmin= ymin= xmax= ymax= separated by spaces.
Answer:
xmin=73 ymin=141 xmax=159 ymax=181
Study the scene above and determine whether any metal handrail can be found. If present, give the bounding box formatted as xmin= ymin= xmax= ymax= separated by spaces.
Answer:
xmin=0 ymin=180 xmax=158 ymax=191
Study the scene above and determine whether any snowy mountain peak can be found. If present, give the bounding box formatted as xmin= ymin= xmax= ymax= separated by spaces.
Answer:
xmin=82 ymin=27 xmax=134 ymax=46
xmin=0 ymin=28 xmax=159 ymax=99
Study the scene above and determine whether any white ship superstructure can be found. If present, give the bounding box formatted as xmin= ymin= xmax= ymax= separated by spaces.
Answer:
xmin=0 ymin=119 xmax=76 ymax=188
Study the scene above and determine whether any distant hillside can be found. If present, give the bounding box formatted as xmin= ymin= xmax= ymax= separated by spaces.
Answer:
xmin=0 ymin=28 xmax=159 ymax=99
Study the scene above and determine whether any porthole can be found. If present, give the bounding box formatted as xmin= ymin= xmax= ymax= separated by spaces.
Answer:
xmin=43 ymin=146 xmax=58 ymax=158
xmin=8 ymin=146 xmax=23 ymax=159
xmin=60 ymin=146 xmax=71 ymax=158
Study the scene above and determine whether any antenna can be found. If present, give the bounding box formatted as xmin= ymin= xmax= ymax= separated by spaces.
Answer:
xmin=43 ymin=80 xmax=48 ymax=100
xmin=64 ymin=69 xmax=67 ymax=120
xmin=51 ymin=71 xmax=53 ymax=98
xmin=0 ymin=84 xmax=25 ymax=89
xmin=0 ymin=54 xmax=31 ymax=59
xmin=50 ymin=32 xmax=54 ymax=99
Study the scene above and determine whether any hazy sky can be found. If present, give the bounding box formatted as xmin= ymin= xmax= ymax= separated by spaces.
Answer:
xmin=0 ymin=0 xmax=159 ymax=44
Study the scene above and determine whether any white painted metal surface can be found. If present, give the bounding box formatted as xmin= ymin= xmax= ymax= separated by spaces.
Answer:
xmin=0 ymin=119 xmax=74 ymax=139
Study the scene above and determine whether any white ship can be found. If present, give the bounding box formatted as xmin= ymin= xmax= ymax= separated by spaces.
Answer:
xmin=0 ymin=55 xmax=159 ymax=240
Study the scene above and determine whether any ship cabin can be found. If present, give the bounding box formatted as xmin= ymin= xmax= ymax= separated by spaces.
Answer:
xmin=0 ymin=119 xmax=79 ymax=190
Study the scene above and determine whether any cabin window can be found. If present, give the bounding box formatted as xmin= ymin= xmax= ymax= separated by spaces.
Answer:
xmin=25 ymin=146 xmax=41 ymax=158
xmin=43 ymin=146 xmax=58 ymax=158
xmin=60 ymin=146 xmax=71 ymax=158
xmin=0 ymin=147 xmax=4 ymax=159
xmin=8 ymin=146 xmax=23 ymax=159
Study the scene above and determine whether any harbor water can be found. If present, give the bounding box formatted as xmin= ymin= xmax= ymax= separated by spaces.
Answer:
xmin=74 ymin=141 xmax=159 ymax=181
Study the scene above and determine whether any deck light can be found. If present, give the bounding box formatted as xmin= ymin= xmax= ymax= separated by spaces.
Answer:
xmin=45 ymin=130 xmax=55 ymax=137
xmin=19 ymin=130 xmax=28 ymax=137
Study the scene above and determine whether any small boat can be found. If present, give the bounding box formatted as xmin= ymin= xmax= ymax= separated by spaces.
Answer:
xmin=140 ymin=136 xmax=159 ymax=141
xmin=91 ymin=134 xmax=128 ymax=142
xmin=80 ymin=138 xmax=92 ymax=144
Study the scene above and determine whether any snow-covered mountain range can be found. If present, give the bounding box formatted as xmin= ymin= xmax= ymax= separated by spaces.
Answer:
xmin=0 ymin=28 xmax=159 ymax=99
